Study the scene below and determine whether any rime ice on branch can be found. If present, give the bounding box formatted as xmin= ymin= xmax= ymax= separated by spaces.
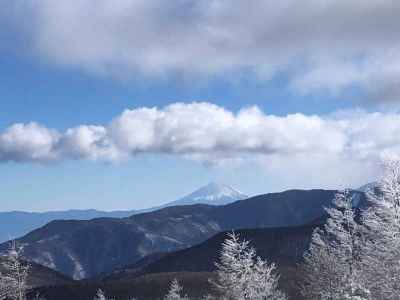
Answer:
xmin=0 ymin=241 xmax=30 ymax=300
xmin=212 ymin=231 xmax=286 ymax=300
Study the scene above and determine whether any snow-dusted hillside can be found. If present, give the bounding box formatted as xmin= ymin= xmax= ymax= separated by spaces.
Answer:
xmin=357 ymin=181 xmax=378 ymax=192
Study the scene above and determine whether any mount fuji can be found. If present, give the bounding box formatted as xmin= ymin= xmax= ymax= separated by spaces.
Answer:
xmin=0 ymin=183 xmax=247 ymax=243
xmin=163 ymin=182 xmax=248 ymax=207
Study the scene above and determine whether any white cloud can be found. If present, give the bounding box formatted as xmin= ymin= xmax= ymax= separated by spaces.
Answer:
xmin=0 ymin=123 xmax=59 ymax=162
xmin=1 ymin=102 xmax=400 ymax=189
xmin=2 ymin=0 xmax=400 ymax=100
xmin=59 ymin=125 xmax=125 ymax=162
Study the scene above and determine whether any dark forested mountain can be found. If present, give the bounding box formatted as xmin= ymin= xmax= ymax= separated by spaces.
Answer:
xmin=1 ymin=189 xmax=364 ymax=280
xmin=31 ymin=272 xmax=214 ymax=300
xmin=32 ymin=225 xmax=320 ymax=300
xmin=5 ymin=205 xmax=220 ymax=280
xmin=115 ymin=225 xmax=317 ymax=278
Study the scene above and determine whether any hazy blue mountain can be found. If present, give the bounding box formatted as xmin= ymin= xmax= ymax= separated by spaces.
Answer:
xmin=0 ymin=183 xmax=244 ymax=243
xmin=0 ymin=189 xmax=366 ymax=279
xmin=0 ymin=209 xmax=136 ymax=243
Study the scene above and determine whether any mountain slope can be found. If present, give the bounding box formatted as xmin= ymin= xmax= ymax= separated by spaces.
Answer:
xmin=1 ymin=189 xmax=364 ymax=279
xmin=36 ymin=225 xmax=320 ymax=300
xmin=104 ymin=224 xmax=317 ymax=281
xmin=0 ymin=209 xmax=136 ymax=243
xmin=0 ymin=256 xmax=74 ymax=289
xmin=357 ymin=181 xmax=378 ymax=193
xmin=11 ymin=205 xmax=220 ymax=280
xmin=0 ymin=183 xmax=243 ymax=243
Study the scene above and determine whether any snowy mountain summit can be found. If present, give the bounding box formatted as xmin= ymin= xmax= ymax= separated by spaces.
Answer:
xmin=167 ymin=182 xmax=248 ymax=206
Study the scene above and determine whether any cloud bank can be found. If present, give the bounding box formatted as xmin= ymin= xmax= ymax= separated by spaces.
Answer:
xmin=2 ymin=0 xmax=400 ymax=100
xmin=1 ymin=103 xmax=399 ymax=168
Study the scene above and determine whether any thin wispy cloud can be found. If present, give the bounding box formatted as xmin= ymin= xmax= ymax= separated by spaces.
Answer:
xmin=1 ymin=0 xmax=400 ymax=101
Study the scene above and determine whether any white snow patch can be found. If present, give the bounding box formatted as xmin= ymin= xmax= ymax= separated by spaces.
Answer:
xmin=65 ymin=251 xmax=86 ymax=280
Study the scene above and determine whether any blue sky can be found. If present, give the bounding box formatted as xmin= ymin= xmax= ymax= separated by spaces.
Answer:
xmin=1 ymin=1 xmax=400 ymax=211
xmin=1 ymin=55 xmax=340 ymax=211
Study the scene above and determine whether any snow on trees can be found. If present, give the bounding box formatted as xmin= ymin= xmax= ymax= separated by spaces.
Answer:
xmin=0 ymin=241 xmax=30 ymax=300
xmin=301 ymin=190 xmax=370 ymax=300
xmin=94 ymin=289 xmax=107 ymax=300
xmin=362 ymin=157 xmax=400 ymax=299
xmin=164 ymin=279 xmax=189 ymax=300
xmin=213 ymin=231 xmax=286 ymax=300
xmin=5 ymin=158 xmax=400 ymax=299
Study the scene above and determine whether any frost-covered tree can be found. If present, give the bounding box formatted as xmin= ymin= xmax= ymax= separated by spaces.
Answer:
xmin=0 ymin=241 xmax=30 ymax=300
xmin=94 ymin=289 xmax=107 ymax=300
xmin=213 ymin=232 xmax=286 ymax=300
xmin=302 ymin=190 xmax=369 ymax=300
xmin=93 ymin=288 xmax=120 ymax=300
xmin=0 ymin=275 xmax=10 ymax=300
xmin=362 ymin=157 xmax=400 ymax=299
xmin=164 ymin=279 xmax=189 ymax=300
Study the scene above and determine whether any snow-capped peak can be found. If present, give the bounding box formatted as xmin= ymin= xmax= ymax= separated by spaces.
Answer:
xmin=167 ymin=182 xmax=248 ymax=207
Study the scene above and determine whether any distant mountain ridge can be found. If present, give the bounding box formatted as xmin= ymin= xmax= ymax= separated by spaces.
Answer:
xmin=0 ymin=189 xmax=366 ymax=280
xmin=0 ymin=183 xmax=246 ymax=243
xmin=0 ymin=209 xmax=137 ymax=243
